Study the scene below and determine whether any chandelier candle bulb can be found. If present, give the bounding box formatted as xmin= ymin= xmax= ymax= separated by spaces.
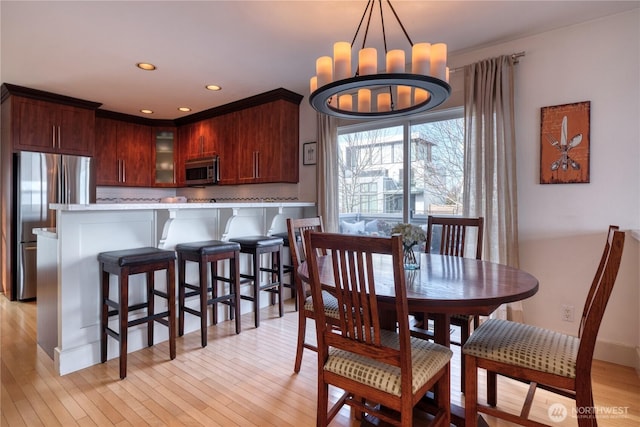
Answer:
xmin=414 ymin=88 xmax=430 ymax=104
xmin=386 ymin=49 xmax=405 ymax=73
xmin=310 ymin=76 xmax=318 ymax=93
xmin=339 ymin=94 xmax=353 ymax=111
xmin=430 ymin=43 xmax=447 ymax=80
xmin=316 ymin=56 xmax=333 ymax=87
xmin=333 ymin=41 xmax=352 ymax=80
xmin=398 ymin=85 xmax=411 ymax=109
xmin=412 ymin=42 xmax=431 ymax=75
xmin=358 ymin=89 xmax=371 ymax=112
xmin=377 ymin=92 xmax=391 ymax=112
xmin=359 ymin=48 xmax=377 ymax=75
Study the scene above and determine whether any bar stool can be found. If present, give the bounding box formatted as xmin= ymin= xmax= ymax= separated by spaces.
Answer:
xmin=175 ymin=240 xmax=241 ymax=347
xmin=272 ymin=231 xmax=297 ymax=310
xmin=98 ymin=247 xmax=176 ymax=379
xmin=228 ymin=235 xmax=284 ymax=328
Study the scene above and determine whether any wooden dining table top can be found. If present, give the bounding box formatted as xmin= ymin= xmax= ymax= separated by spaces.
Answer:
xmin=297 ymin=252 xmax=539 ymax=317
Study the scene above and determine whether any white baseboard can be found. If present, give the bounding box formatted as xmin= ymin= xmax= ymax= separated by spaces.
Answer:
xmin=593 ymin=339 xmax=640 ymax=373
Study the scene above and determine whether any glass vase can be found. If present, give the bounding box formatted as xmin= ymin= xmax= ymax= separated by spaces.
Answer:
xmin=403 ymin=245 xmax=420 ymax=270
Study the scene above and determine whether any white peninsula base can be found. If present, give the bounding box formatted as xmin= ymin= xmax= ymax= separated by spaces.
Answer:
xmin=35 ymin=202 xmax=314 ymax=375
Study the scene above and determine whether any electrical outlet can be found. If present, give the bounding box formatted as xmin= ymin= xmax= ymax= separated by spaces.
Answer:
xmin=561 ymin=304 xmax=575 ymax=322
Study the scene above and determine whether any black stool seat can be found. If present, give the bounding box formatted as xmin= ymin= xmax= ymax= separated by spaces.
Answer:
xmin=99 ymin=247 xmax=176 ymax=379
xmin=176 ymin=239 xmax=241 ymax=346
xmin=229 ymin=235 xmax=284 ymax=327
xmin=98 ymin=247 xmax=176 ymax=266
xmin=271 ymin=232 xmax=290 ymax=247
xmin=176 ymin=240 xmax=241 ymax=256
xmin=230 ymin=235 xmax=284 ymax=248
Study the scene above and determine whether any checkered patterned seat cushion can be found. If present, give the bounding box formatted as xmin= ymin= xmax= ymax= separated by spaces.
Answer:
xmin=304 ymin=291 xmax=340 ymax=319
xmin=463 ymin=318 xmax=579 ymax=378
xmin=324 ymin=330 xmax=452 ymax=396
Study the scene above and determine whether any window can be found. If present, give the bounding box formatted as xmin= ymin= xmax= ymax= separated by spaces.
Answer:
xmin=337 ymin=108 xmax=464 ymax=236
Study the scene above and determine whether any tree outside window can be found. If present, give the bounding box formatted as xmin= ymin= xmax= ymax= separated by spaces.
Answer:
xmin=337 ymin=110 xmax=464 ymax=236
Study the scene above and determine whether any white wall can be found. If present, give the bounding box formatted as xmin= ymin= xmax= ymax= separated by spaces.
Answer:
xmin=297 ymin=9 xmax=640 ymax=368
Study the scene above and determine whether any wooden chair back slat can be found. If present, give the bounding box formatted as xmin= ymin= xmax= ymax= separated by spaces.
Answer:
xmin=305 ymin=232 xmax=409 ymax=370
xmin=426 ymin=216 xmax=484 ymax=260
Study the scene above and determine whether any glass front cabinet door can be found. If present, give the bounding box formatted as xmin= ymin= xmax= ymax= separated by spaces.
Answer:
xmin=154 ymin=128 xmax=176 ymax=185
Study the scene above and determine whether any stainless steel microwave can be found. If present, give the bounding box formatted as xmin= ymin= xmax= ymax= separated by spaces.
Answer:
xmin=185 ymin=156 xmax=219 ymax=186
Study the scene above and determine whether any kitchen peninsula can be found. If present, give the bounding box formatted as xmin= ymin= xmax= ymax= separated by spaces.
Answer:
xmin=35 ymin=201 xmax=315 ymax=375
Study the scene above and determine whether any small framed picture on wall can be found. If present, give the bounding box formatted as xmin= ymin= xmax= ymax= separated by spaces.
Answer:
xmin=303 ymin=142 xmax=317 ymax=165
xmin=540 ymin=101 xmax=590 ymax=184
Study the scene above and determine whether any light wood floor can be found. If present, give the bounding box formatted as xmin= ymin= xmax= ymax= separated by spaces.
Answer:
xmin=1 ymin=296 xmax=639 ymax=426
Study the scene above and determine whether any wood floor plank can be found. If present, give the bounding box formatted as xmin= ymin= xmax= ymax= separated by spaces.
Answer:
xmin=1 ymin=296 xmax=639 ymax=427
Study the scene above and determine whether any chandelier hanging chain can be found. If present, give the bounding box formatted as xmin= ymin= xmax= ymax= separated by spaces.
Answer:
xmin=385 ymin=0 xmax=414 ymax=46
xmin=351 ymin=0 xmax=372 ymax=48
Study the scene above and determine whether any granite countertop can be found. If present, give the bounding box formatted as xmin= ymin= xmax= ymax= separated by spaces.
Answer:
xmin=33 ymin=228 xmax=58 ymax=238
xmin=50 ymin=201 xmax=316 ymax=211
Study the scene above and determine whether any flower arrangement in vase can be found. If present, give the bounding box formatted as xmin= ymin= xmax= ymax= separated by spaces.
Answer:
xmin=391 ymin=223 xmax=426 ymax=269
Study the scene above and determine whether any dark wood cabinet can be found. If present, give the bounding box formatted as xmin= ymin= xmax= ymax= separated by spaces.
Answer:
xmin=215 ymin=112 xmax=239 ymax=185
xmin=179 ymin=119 xmax=217 ymax=161
xmin=95 ymin=117 xmax=152 ymax=187
xmin=175 ymin=88 xmax=302 ymax=186
xmin=10 ymin=95 xmax=96 ymax=157
xmin=232 ymin=99 xmax=299 ymax=184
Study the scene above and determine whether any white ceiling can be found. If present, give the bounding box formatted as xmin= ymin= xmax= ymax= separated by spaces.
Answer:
xmin=2 ymin=1 xmax=638 ymax=120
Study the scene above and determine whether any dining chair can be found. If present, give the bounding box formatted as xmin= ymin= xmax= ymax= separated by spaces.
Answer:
xmin=415 ymin=215 xmax=484 ymax=391
xmin=305 ymin=231 xmax=453 ymax=427
xmin=463 ymin=225 xmax=625 ymax=427
xmin=287 ymin=217 xmax=340 ymax=373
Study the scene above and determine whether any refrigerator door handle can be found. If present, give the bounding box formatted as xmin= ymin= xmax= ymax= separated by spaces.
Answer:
xmin=61 ymin=160 xmax=67 ymax=204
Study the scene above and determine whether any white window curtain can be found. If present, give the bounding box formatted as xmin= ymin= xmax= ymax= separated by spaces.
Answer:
xmin=463 ymin=55 xmax=523 ymax=322
xmin=316 ymin=113 xmax=339 ymax=233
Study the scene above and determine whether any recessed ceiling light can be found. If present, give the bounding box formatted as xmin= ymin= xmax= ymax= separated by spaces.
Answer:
xmin=140 ymin=109 xmax=153 ymax=114
xmin=178 ymin=107 xmax=192 ymax=112
xmin=136 ymin=62 xmax=156 ymax=71
xmin=205 ymin=85 xmax=222 ymax=91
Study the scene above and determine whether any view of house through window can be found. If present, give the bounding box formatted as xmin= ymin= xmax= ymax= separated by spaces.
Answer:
xmin=338 ymin=108 xmax=464 ymax=241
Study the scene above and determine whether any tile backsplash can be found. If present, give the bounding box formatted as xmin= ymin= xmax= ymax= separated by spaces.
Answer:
xmin=97 ymin=182 xmax=302 ymax=204
xmin=96 ymin=187 xmax=175 ymax=203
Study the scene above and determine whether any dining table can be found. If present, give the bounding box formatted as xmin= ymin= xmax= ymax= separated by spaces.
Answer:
xmin=297 ymin=251 xmax=539 ymax=426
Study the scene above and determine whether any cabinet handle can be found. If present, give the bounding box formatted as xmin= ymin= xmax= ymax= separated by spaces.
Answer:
xmin=255 ymin=151 xmax=259 ymax=178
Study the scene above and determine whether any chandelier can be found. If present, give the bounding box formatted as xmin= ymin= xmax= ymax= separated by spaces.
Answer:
xmin=309 ymin=0 xmax=451 ymax=120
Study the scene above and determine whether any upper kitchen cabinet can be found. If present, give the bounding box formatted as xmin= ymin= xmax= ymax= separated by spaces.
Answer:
xmin=95 ymin=116 xmax=152 ymax=187
xmin=1 ymin=84 xmax=101 ymax=157
xmin=154 ymin=127 xmax=177 ymax=186
xmin=233 ymin=97 xmax=300 ymax=184
xmin=178 ymin=88 xmax=302 ymax=186
xmin=179 ymin=118 xmax=217 ymax=161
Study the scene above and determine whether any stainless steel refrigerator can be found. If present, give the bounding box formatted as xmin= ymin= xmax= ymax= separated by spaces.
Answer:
xmin=13 ymin=151 xmax=95 ymax=300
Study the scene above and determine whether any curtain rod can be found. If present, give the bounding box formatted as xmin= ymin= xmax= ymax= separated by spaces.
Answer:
xmin=449 ymin=51 xmax=526 ymax=74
